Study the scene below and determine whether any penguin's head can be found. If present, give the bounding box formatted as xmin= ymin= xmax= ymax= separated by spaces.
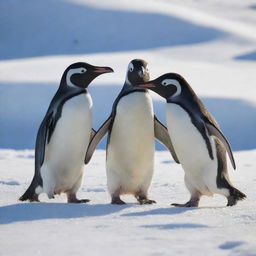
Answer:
xmin=63 ymin=62 xmax=113 ymax=88
xmin=137 ymin=73 xmax=188 ymax=101
xmin=126 ymin=59 xmax=150 ymax=86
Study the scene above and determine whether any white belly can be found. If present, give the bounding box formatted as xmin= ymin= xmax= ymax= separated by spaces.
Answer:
xmin=166 ymin=104 xmax=217 ymax=195
xmin=107 ymin=92 xmax=155 ymax=194
xmin=40 ymin=93 xmax=92 ymax=195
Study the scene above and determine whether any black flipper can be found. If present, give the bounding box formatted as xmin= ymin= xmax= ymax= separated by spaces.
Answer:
xmin=83 ymin=128 xmax=96 ymax=165
xmin=205 ymin=121 xmax=236 ymax=170
xmin=154 ymin=116 xmax=180 ymax=164
xmin=37 ymin=113 xmax=53 ymax=167
xmin=85 ymin=116 xmax=112 ymax=164
xmin=90 ymin=128 xmax=96 ymax=140
xmin=19 ymin=115 xmax=52 ymax=201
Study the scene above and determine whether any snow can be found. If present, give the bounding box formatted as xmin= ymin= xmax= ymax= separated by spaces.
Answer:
xmin=1 ymin=149 xmax=256 ymax=255
xmin=0 ymin=0 xmax=256 ymax=255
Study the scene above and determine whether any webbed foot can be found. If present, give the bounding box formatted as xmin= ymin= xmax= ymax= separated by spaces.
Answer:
xmin=227 ymin=188 xmax=246 ymax=207
xmin=172 ymin=196 xmax=200 ymax=208
xmin=67 ymin=193 xmax=90 ymax=203
xmin=172 ymin=201 xmax=198 ymax=207
xmin=136 ymin=194 xmax=156 ymax=205
xmin=111 ymin=196 xmax=126 ymax=205
xmin=19 ymin=193 xmax=39 ymax=202
xmin=138 ymin=198 xmax=156 ymax=205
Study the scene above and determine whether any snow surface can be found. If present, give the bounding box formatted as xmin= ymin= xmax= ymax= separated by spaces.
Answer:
xmin=0 ymin=0 xmax=256 ymax=255
xmin=0 ymin=149 xmax=256 ymax=256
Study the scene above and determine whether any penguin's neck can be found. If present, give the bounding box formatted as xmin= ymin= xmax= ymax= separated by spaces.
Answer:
xmin=59 ymin=70 xmax=83 ymax=91
xmin=58 ymin=79 xmax=87 ymax=94
xmin=120 ymin=81 xmax=145 ymax=94
xmin=121 ymin=81 xmax=133 ymax=93
xmin=167 ymin=91 xmax=203 ymax=119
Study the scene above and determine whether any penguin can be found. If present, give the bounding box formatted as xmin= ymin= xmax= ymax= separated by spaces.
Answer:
xmin=138 ymin=73 xmax=246 ymax=207
xmin=19 ymin=62 xmax=113 ymax=203
xmin=85 ymin=59 xmax=179 ymax=204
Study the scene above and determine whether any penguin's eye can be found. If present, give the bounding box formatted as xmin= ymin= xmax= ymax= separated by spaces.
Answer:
xmin=129 ymin=67 xmax=134 ymax=72
xmin=162 ymin=81 xmax=168 ymax=86
xmin=81 ymin=68 xmax=86 ymax=73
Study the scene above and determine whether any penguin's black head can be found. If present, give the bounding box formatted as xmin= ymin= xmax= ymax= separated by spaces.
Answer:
xmin=137 ymin=73 xmax=188 ymax=101
xmin=62 ymin=62 xmax=113 ymax=88
xmin=126 ymin=59 xmax=150 ymax=86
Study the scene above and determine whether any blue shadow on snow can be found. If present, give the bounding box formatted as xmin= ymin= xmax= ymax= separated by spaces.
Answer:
xmin=219 ymin=241 xmax=245 ymax=250
xmin=121 ymin=207 xmax=195 ymax=217
xmin=0 ymin=180 xmax=20 ymax=186
xmin=141 ymin=223 xmax=208 ymax=229
xmin=235 ymin=51 xmax=256 ymax=61
xmin=0 ymin=203 xmax=130 ymax=224
xmin=0 ymin=0 xmax=226 ymax=60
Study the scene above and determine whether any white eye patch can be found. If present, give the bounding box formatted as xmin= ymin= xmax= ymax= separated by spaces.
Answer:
xmin=66 ymin=67 xmax=87 ymax=87
xmin=138 ymin=66 xmax=145 ymax=78
xmin=128 ymin=62 xmax=134 ymax=72
xmin=161 ymin=79 xmax=181 ymax=97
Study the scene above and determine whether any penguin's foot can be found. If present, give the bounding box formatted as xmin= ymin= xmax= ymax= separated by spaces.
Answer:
xmin=67 ymin=193 xmax=90 ymax=204
xmin=136 ymin=195 xmax=156 ymax=205
xmin=19 ymin=193 xmax=39 ymax=202
xmin=227 ymin=188 xmax=246 ymax=206
xmin=227 ymin=196 xmax=237 ymax=207
xmin=227 ymin=194 xmax=246 ymax=206
xmin=111 ymin=196 xmax=126 ymax=205
xmin=30 ymin=194 xmax=40 ymax=202
xmin=172 ymin=198 xmax=200 ymax=207
xmin=138 ymin=198 xmax=156 ymax=205
xmin=71 ymin=199 xmax=90 ymax=204
xmin=68 ymin=198 xmax=90 ymax=204
xmin=172 ymin=202 xmax=197 ymax=207
xmin=172 ymin=192 xmax=201 ymax=207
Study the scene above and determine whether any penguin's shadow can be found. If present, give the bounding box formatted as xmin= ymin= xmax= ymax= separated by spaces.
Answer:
xmin=0 ymin=203 xmax=131 ymax=224
xmin=141 ymin=223 xmax=209 ymax=230
xmin=121 ymin=207 xmax=195 ymax=217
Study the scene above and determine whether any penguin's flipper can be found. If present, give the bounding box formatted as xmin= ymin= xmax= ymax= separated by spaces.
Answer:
xmin=34 ymin=113 xmax=54 ymax=182
xmin=90 ymin=128 xmax=96 ymax=140
xmin=154 ymin=116 xmax=180 ymax=164
xmin=84 ymin=116 xmax=112 ymax=164
xmin=205 ymin=122 xmax=236 ymax=170
xmin=19 ymin=114 xmax=52 ymax=201
xmin=35 ymin=112 xmax=54 ymax=168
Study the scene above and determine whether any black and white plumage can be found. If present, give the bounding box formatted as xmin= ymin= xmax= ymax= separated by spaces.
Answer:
xmin=85 ymin=59 xmax=179 ymax=204
xmin=138 ymin=73 xmax=246 ymax=207
xmin=19 ymin=62 xmax=113 ymax=203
